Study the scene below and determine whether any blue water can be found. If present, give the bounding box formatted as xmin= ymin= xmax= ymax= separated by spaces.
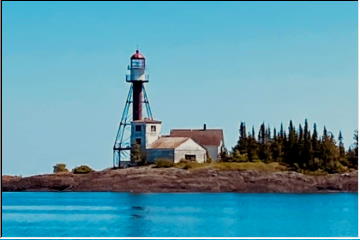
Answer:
xmin=2 ymin=192 xmax=358 ymax=237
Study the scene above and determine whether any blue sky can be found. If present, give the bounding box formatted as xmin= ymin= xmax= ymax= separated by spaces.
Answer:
xmin=3 ymin=2 xmax=358 ymax=176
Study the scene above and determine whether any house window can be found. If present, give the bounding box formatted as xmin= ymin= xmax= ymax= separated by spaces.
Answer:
xmin=135 ymin=125 xmax=142 ymax=132
xmin=185 ymin=154 xmax=196 ymax=161
xmin=136 ymin=138 xmax=141 ymax=145
xmin=151 ymin=125 xmax=156 ymax=132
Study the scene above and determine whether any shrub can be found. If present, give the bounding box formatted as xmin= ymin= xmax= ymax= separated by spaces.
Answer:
xmin=72 ymin=165 xmax=94 ymax=174
xmin=154 ymin=159 xmax=174 ymax=168
xmin=175 ymin=159 xmax=203 ymax=170
xmin=220 ymin=148 xmax=230 ymax=161
xmin=53 ymin=163 xmax=69 ymax=173
xmin=231 ymin=150 xmax=248 ymax=162
xmin=131 ymin=143 xmax=147 ymax=165
xmin=325 ymin=161 xmax=348 ymax=174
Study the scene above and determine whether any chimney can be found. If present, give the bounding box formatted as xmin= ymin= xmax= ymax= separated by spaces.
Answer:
xmin=203 ymin=123 xmax=207 ymax=130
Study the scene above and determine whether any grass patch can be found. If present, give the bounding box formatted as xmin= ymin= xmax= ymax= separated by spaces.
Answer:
xmin=296 ymin=169 xmax=329 ymax=176
xmin=211 ymin=161 xmax=288 ymax=171
xmin=175 ymin=160 xmax=205 ymax=170
xmin=173 ymin=160 xmax=288 ymax=172
xmin=153 ymin=159 xmax=174 ymax=168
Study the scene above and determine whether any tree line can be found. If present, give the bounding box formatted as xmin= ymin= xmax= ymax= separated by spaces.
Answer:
xmin=223 ymin=120 xmax=358 ymax=173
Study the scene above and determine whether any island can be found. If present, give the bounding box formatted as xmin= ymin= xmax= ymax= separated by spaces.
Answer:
xmin=2 ymin=163 xmax=357 ymax=193
xmin=3 ymin=120 xmax=358 ymax=193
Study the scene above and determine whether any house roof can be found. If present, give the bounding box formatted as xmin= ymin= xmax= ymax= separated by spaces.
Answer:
xmin=149 ymin=137 xmax=190 ymax=149
xmin=170 ymin=129 xmax=224 ymax=146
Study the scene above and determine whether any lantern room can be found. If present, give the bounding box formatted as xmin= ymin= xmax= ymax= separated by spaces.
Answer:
xmin=131 ymin=50 xmax=145 ymax=69
xmin=126 ymin=50 xmax=149 ymax=82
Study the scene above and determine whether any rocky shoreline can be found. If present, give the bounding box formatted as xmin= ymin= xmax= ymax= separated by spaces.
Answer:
xmin=2 ymin=167 xmax=358 ymax=193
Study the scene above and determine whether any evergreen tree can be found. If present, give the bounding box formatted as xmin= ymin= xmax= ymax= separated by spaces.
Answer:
xmin=320 ymin=134 xmax=342 ymax=173
xmin=271 ymin=127 xmax=282 ymax=161
xmin=312 ymin=123 xmax=320 ymax=161
xmin=302 ymin=120 xmax=313 ymax=169
xmin=354 ymin=130 xmax=358 ymax=155
xmin=299 ymin=124 xmax=304 ymax=144
xmin=247 ymin=131 xmax=259 ymax=162
xmin=258 ymin=123 xmax=266 ymax=144
xmin=277 ymin=124 xmax=285 ymax=162
xmin=297 ymin=124 xmax=305 ymax=168
xmin=257 ymin=123 xmax=272 ymax=162
xmin=273 ymin=128 xmax=277 ymax=141
xmin=266 ymin=126 xmax=271 ymax=142
xmin=279 ymin=123 xmax=284 ymax=139
xmin=346 ymin=130 xmax=358 ymax=168
xmin=285 ymin=120 xmax=297 ymax=167
xmin=338 ymin=131 xmax=345 ymax=159
xmin=323 ymin=127 xmax=328 ymax=140
xmin=230 ymin=121 xmax=356 ymax=173
xmin=234 ymin=122 xmax=248 ymax=155
xmin=304 ymin=119 xmax=310 ymax=140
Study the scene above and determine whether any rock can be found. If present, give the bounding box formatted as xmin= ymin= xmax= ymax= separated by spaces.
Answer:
xmin=2 ymin=168 xmax=357 ymax=193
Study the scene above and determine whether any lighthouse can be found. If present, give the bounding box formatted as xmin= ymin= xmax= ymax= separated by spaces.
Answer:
xmin=113 ymin=50 xmax=153 ymax=168
xmin=112 ymin=50 xmax=222 ymax=167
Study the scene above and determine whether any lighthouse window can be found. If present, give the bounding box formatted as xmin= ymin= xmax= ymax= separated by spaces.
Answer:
xmin=135 ymin=125 xmax=142 ymax=132
xmin=131 ymin=59 xmax=144 ymax=68
xmin=136 ymin=138 xmax=141 ymax=145
xmin=151 ymin=125 xmax=156 ymax=132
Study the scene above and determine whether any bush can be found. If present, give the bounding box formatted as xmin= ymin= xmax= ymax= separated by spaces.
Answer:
xmin=325 ymin=161 xmax=348 ymax=174
xmin=175 ymin=159 xmax=203 ymax=170
xmin=131 ymin=143 xmax=147 ymax=165
xmin=231 ymin=150 xmax=248 ymax=162
xmin=72 ymin=165 xmax=94 ymax=174
xmin=53 ymin=163 xmax=69 ymax=173
xmin=154 ymin=159 xmax=174 ymax=168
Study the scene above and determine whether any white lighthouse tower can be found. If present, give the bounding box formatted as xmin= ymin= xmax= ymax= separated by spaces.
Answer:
xmin=113 ymin=50 xmax=154 ymax=167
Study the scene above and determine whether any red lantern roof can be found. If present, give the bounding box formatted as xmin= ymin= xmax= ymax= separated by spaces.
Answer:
xmin=131 ymin=50 xmax=145 ymax=59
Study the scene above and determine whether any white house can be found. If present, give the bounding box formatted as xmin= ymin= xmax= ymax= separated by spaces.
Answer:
xmin=170 ymin=124 xmax=225 ymax=161
xmin=131 ymin=119 xmax=207 ymax=163
xmin=147 ymin=137 xmax=207 ymax=163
